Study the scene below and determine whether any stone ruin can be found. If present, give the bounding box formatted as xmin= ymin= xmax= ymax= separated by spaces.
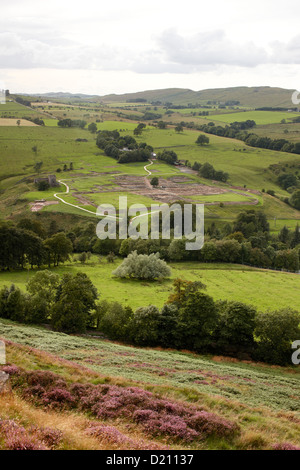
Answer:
xmin=34 ymin=175 xmax=59 ymax=187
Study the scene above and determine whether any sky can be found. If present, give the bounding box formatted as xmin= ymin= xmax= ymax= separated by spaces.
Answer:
xmin=0 ymin=0 xmax=300 ymax=96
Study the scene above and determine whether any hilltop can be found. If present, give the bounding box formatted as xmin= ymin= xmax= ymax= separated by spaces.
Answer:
xmin=27 ymin=86 xmax=297 ymax=108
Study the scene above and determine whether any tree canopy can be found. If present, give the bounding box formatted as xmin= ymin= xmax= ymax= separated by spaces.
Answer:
xmin=112 ymin=251 xmax=171 ymax=280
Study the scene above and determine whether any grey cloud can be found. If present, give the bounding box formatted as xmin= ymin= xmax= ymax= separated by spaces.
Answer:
xmin=130 ymin=30 xmax=300 ymax=73
xmin=0 ymin=26 xmax=300 ymax=73
xmin=270 ymin=35 xmax=300 ymax=64
xmin=0 ymin=31 xmax=132 ymax=70
xmin=156 ymin=29 xmax=269 ymax=68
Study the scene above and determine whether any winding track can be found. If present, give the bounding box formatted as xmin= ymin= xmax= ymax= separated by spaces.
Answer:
xmin=54 ymin=161 xmax=155 ymax=219
xmin=53 ymin=159 xmax=258 ymax=220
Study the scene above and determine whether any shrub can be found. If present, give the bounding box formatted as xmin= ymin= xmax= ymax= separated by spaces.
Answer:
xmin=272 ymin=442 xmax=300 ymax=450
xmin=8 ymin=366 xmax=239 ymax=444
xmin=99 ymin=302 xmax=133 ymax=340
xmin=215 ymin=301 xmax=256 ymax=354
xmin=129 ymin=305 xmax=161 ymax=346
xmin=0 ymin=419 xmax=47 ymax=451
xmin=134 ymin=410 xmax=199 ymax=441
xmin=113 ymin=251 xmax=171 ymax=280
xmin=289 ymin=190 xmax=300 ymax=210
xmin=188 ymin=411 xmax=239 ymax=438
xmin=30 ymin=426 xmax=63 ymax=449
xmin=255 ymin=309 xmax=300 ymax=365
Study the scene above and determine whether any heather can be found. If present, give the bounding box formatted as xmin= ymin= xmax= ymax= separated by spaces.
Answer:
xmin=0 ymin=419 xmax=63 ymax=450
xmin=1 ymin=339 xmax=300 ymax=450
xmin=86 ymin=424 xmax=169 ymax=450
xmin=1 ymin=320 xmax=299 ymax=414
xmin=5 ymin=366 xmax=239 ymax=444
xmin=272 ymin=442 xmax=300 ymax=450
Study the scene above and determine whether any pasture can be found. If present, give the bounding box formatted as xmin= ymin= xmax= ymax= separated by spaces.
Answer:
xmin=207 ymin=110 xmax=300 ymax=126
xmin=0 ymin=118 xmax=38 ymax=126
xmin=0 ymin=121 xmax=299 ymax=229
xmin=0 ymin=259 xmax=299 ymax=312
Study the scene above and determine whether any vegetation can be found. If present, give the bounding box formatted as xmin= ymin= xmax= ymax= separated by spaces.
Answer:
xmin=1 ymin=90 xmax=300 ymax=450
xmin=112 ymin=251 xmax=171 ymax=281
xmin=0 ymin=321 xmax=299 ymax=450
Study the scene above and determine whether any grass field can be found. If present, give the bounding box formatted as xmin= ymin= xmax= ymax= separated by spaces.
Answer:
xmin=136 ymin=127 xmax=300 ymax=193
xmin=207 ymin=110 xmax=299 ymax=126
xmin=0 ymin=259 xmax=299 ymax=312
xmin=188 ymin=192 xmax=258 ymax=204
xmin=1 ymin=320 xmax=299 ymax=414
xmin=0 ymin=101 xmax=42 ymax=119
xmin=0 ymin=118 xmax=38 ymax=126
xmin=0 ymin=121 xmax=299 ymax=228
xmin=1 ymin=96 xmax=300 ymax=451
xmin=253 ymin=122 xmax=300 ymax=143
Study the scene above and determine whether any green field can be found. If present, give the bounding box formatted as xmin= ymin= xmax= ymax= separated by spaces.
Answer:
xmin=0 ymin=101 xmax=40 ymax=118
xmin=207 ymin=110 xmax=299 ymax=125
xmin=1 ymin=95 xmax=300 ymax=451
xmin=1 ymin=119 xmax=300 ymax=228
xmin=0 ymin=259 xmax=299 ymax=312
xmin=137 ymin=127 xmax=300 ymax=193
xmin=188 ymin=192 xmax=258 ymax=204
xmin=253 ymin=122 xmax=300 ymax=143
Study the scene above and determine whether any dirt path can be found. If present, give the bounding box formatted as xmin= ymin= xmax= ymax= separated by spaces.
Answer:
xmin=54 ymin=181 xmax=100 ymax=216
xmin=144 ymin=160 xmax=154 ymax=189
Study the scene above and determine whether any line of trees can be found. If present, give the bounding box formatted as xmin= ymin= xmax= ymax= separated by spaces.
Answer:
xmin=197 ymin=121 xmax=300 ymax=155
xmin=1 ymin=209 xmax=299 ymax=273
xmin=0 ymin=271 xmax=98 ymax=333
xmin=96 ymin=130 xmax=153 ymax=163
xmin=97 ymin=278 xmax=300 ymax=366
xmin=157 ymin=150 xmax=178 ymax=165
xmin=1 ymin=272 xmax=299 ymax=365
xmin=0 ymin=224 xmax=73 ymax=270
xmin=58 ymin=119 xmax=87 ymax=129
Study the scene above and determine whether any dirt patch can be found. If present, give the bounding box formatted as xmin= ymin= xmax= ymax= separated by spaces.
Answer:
xmin=73 ymin=193 xmax=97 ymax=207
xmin=30 ymin=201 xmax=59 ymax=212
xmin=178 ymin=167 xmax=198 ymax=175
xmin=111 ymin=174 xmax=227 ymax=203
xmin=0 ymin=118 xmax=38 ymax=127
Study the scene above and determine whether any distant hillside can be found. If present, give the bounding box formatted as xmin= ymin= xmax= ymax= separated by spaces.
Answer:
xmin=196 ymin=86 xmax=296 ymax=108
xmin=27 ymin=86 xmax=296 ymax=108
xmin=101 ymin=86 xmax=296 ymax=108
xmin=101 ymin=88 xmax=198 ymax=105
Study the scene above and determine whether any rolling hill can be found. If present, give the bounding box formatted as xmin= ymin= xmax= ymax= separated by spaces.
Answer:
xmin=27 ymin=86 xmax=298 ymax=108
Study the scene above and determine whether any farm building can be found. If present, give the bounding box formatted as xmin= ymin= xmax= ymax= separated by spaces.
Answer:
xmin=34 ymin=175 xmax=59 ymax=187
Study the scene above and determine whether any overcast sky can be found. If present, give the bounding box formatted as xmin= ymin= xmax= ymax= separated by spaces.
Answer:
xmin=1 ymin=0 xmax=300 ymax=95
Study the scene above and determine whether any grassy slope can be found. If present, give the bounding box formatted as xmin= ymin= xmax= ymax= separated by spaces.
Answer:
xmin=0 ymin=126 xmax=299 ymax=226
xmin=254 ymin=122 xmax=300 ymax=143
xmin=0 ymin=321 xmax=299 ymax=450
xmin=0 ymin=121 xmax=299 ymax=231
xmin=207 ymin=111 xmax=299 ymax=125
xmin=137 ymin=127 xmax=300 ymax=193
xmin=100 ymin=86 xmax=296 ymax=107
xmin=0 ymin=259 xmax=299 ymax=312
